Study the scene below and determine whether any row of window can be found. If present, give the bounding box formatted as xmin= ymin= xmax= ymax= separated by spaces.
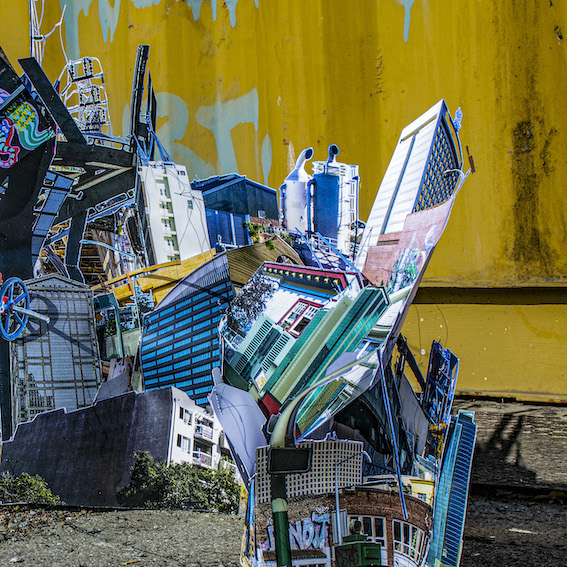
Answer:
xmin=161 ymin=384 xmax=212 ymax=400
xmin=143 ymin=314 xmax=221 ymax=348
xmin=149 ymin=282 xmax=230 ymax=318
xmin=144 ymin=361 xmax=217 ymax=385
xmin=145 ymin=286 xmax=229 ymax=328
xmin=141 ymin=331 xmax=220 ymax=364
xmin=143 ymin=305 xmax=223 ymax=348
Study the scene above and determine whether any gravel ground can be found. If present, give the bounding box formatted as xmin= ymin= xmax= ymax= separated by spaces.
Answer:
xmin=461 ymin=493 xmax=567 ymax=567
xmin=0 ymin=507 xmax=243 ymax=567
xmin=0 ymin=494 xmax=566 ymax=566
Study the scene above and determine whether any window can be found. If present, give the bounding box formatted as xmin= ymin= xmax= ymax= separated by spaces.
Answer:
xmin=177 ymin=435 xmax=190 ymax=453
xmin=347 ymin=515 xmax=386 ymax=549
xmin=279 ymin=301 xmax=321 ymax=338
xmin=176 ymin=434 xmax=190 ymax=451
xmin=392 ymin=520 xmax=428 ymax=563
xmin=157 ymin=180 xmax=170 ymax=198
xmin=179 ymin=407 xmax=192 ymax=424
xmin=187 ymin=199 xmax=193 ymax=209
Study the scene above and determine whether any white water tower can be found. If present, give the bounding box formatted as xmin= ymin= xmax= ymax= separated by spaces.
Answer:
xmin=279 ymin=147 xmax=313 ymax=234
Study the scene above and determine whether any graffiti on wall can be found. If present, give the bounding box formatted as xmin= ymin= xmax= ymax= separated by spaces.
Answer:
xmin=261 ymin=510 xmax=330 ymax=553
xmin=123 ymin=88 xmax=272 ymax=184
xmin=60 ymin=0 xmax=260 ymax=59
xmin=0 ymin=89 xmax=54 ymax=169
xmin=399 ymin=0 xmax=415 ymax=42
xmin=60 ymin=0 xmax=416 ymax=61
xmin=384 ymin=234 xmax=428 ymax=294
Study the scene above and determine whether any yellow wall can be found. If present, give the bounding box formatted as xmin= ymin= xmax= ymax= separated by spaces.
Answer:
xmin=2 ymin=1 xmax=566 ymax=401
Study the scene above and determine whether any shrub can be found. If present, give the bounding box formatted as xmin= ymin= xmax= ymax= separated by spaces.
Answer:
xmin=0 ymin=472 xmax=61 ymax=505
xmin=199 ymin=467 xmax=240 ymax=514
xmin=116 ymin=452 xmax=239 ymax=513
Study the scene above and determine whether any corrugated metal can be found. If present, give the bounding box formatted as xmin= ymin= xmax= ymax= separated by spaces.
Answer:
xmin=225 ymin=238 xmax=303 ymax=288
xmin=428 ymin=410 xmax=477 ymax=566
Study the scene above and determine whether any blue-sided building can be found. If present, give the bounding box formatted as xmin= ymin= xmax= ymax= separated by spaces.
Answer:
xmin=140 ymin=254 xmax=234 ymax=405
xmin=191 ymin=173 xmax=279 ymax=220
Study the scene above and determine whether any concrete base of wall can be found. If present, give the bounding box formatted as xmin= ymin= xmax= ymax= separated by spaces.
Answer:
xmin=0 ymin=389 xmax=173 ymax=507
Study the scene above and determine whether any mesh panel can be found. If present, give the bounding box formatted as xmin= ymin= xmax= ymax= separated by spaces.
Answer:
xmin=413 ymin=121 xmax=459 ymax=212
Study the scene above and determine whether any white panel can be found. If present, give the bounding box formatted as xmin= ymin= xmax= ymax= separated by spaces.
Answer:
xmin=355 ymin=138 xmax=413 ymax=269
xmin=140 ymin=162 xmax=210 ymax=265
xmin=356 ymin=100 xmax=447 ymax=270
xmin=384 ymin=119 xmax=437 ymax=233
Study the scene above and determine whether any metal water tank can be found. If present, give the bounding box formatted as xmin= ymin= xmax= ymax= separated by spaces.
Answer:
xmin=279 ymin=147 xmax=313 ymax=234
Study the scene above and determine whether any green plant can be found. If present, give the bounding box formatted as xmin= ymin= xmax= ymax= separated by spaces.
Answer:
xmin=199 ymin=467 xmax=240 ymax=514
xmin=243 ymin=221 xmax=260 ymax=242
xmin=116 ymin=451 xmax=240 ymax=513
xmin=280 ymin=232 xmax=294 ymax=245
xmin=0 ymin=472 xmax=61 ymax=505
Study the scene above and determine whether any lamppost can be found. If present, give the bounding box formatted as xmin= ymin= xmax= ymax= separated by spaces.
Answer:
xmin=268 ymin=349 xmax=377 ymax=567
xmin=334 ymin=450 xmax=371 ymax=546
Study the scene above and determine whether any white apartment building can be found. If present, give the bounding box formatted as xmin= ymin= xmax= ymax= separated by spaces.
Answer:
xmin=168 ymin=388 xmax=236 ymax=476
xmin=139 ymin=162 xmax=210 ymax=264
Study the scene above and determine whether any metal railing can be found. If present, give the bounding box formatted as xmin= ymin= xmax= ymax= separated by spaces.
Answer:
xmin=192 ymin=450 xmax=212 ymax=467
xmin=195 ymin=424 xmax=213 ymax=440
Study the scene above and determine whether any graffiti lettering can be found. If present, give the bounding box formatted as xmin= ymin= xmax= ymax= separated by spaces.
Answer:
xmin=399 ymin=0 xmax=415 ymax=42
xmin=196 ymin=88 xmax=259 ymax=174
xmin=385 ymin=235 xmax=426 ymax=294
xmin=336 ymin=546 xmax=360 ymax=567
xmin=124 ymin=89 xmax=271 ymax=184
xmin=60 ymin=0 xmax=93 ymax=60
xmin=262 ymin=511 xmax=330 ymax=552
xmin=62 ymin=0 xmax=258 ymax=58
xmin=98 ymin=0 xmax=121 ymax=42
xmin=0 ymin=118 xmax=20 ymax=169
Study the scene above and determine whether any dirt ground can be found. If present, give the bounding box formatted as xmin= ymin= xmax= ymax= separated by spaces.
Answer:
xmin=0 ymin=494 xmax=566 ymax=566
xmin=0 ymin=508 xmax=243 ymax=567
xmin=460 ymin=493 xmax=567 ymax=567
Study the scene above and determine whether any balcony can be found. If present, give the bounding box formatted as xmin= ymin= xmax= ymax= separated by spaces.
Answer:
xmin=195 ymin=423 xmax=213 ymax=440
xmin=193 ymin=450 xmax=212 ymax=468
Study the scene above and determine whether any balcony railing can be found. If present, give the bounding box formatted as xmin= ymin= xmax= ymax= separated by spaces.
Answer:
xmin=195 ymin=424 xmax=213 ymax=440
xmin=192 ymin=450 xmax=212 ymax=468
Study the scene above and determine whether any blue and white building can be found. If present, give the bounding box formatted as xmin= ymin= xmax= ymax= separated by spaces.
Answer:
xmin=140 ymin=254 xmax=234 ymax=405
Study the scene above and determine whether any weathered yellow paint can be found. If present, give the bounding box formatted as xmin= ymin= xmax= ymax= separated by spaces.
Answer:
xmin=2 ymin=1 xmax=566 ymax=401
xmin=404 ymin=300 xmax=567 ymax=403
